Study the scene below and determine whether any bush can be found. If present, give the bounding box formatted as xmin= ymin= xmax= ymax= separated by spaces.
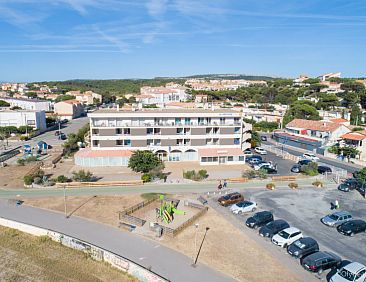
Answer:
xmin=141 ymin=173 xmax=152 ymax=183
xmin=183 ymin=170 xmax=208 ymax=181
xmin=128 ymin=150 xmax=162 ymax=173
xmin=288 ymin=182 xmax=298 ymax=189
xmin=23 ymin=175 xmax=33 ymax=185
xmin=300 ymin=162 xmax=318 ymax=176
xmin=312 ymin=181 xmax=323 ymax=188
xmin=33 ymin=177 xmax=42 ymax=185
xmin=20 ymin=136 xmax=29 ymax=141
xmin=266 ymin=183 xmax=276 ymax=190
xmin=17 ymin=158 xmax=25 ymax=166
xmin=56 ymin=175 xmax=68 ymax=183
xmin=242 ymin=170 xmax=257 ymax=179
xmin=72 ymin=170 xmax=93 ymax=182
xmin=198 ymin=169 xmax=208 ymax=179
xmin=257 ymin=169 xmax=268 ymax=179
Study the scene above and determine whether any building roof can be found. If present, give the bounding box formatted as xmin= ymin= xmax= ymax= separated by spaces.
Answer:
xmin=90 ymin=108 xmax=239 ymax=114
xmin=286 ymin=119 xmax=342 ymax=132
xmin=198 ymin=148 xmax=244 ymax=157
xmin=341 ymin=131 xmax=366 ymax=141
xmin=329 ymin=118 xmax=348 ymax=123
xmin=75 ymin=148 xmax=134 ymax=158
xmin=60 ymin=100 xmax=81 ymax=105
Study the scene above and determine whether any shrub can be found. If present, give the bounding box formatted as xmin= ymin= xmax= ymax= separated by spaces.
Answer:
xmin=33 ymin=177 xmax=42 ymax=185
xmin=56 ymin=175 xmax=68 ymax=183
xmin=312 ymin=181 xmax=323 ymax=188
xmin=288 ymin=182 xmax=298 ymax=189
xmin=266 ymin=183 xmax=276 ymax=190
xmin=257 ymin=169 xmax=268 ymax=179
xmin=17 ymin=158 xmax=25 ymax=166
xmin=23 ymin=175 xmax=33 ymax=185
xmin=300 ymin=162 xmax=318 ymax=176
xmin=183 ymin=170 xmax=208 ymax=181
xmin=19 ymin=136 xmax=29 ymax=141
xmin=198 ymin=169 xmax=208 ymax=179
xmin=242 ymin=170 xmax=257 ymax=179
xmin=72 ymin=170 xmax=93 ymax=182
xmin=141 ymin=173 xmax=152 ymax=183
xmin=128 ymin=150 xmax=162 ymax=173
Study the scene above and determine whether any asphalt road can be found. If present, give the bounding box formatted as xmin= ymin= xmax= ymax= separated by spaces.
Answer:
xmin=0 ymin=199 xmax=232 ymax=282
xmin=257 ymin=151 xmax=297 ymax=176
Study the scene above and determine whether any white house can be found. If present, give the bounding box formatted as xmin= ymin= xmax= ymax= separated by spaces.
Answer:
xmin=0 ymin=97 xmax=51 ymax=111
xmin=0 ymin=110 xmax=47 ymax=132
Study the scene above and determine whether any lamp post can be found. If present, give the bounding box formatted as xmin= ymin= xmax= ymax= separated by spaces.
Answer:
xmin=193 ymin=227 xmax=210 ymax=266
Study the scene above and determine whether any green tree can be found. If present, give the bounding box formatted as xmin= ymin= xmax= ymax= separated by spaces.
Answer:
xmin=316 ymin=93 xmax=339 ymax=110
xmin=0 ymin=100 xmax=10 ymax=107
xmin=341 ymin=81 xmax=365 ymax=93
xmin=342 ymin=92 xmax=359 ymax=108
xmin=353 ymin=167 xmax=366 ymax=183
xmin=350 ymin=104 xmax=362 ymax=126
xmin=300 ymin=162 xmax=318 ymax=176
xmin=72 ymin=170 xmax=93 ymax=182
xmin=55 ymin=95 xmax=76 ymax=103
xmin=26 ymin=92 xmax=38 ymax=99
xmin=128 ymin=150 xmax=162 ymax=173
xmin=283 ymin=100 xmax=321 ymax=125
xmin=250 ymin=131 xmax=261 ymax=148
xmin=303 ymin=78 xmax=320 ymax=84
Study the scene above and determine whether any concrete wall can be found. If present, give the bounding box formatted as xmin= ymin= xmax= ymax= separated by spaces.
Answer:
xmin=99 ymin=128 xmax=116 ymax=136
xmin=130 ymin=128 xmax=146 ymax=136
xmin=191 ymin=139 xmax=206 ymax=146
xmin=99 ymin=140 xmax=117 ymax=147
xmin=161 ymin=139 xmax=176 ymax=146
xmin=161 ymin=128 xmax=176 ymax=135
xmin=191 ymin=128 xmax=206 ymax=135
xmin=220 ymin=127 xmax=234 ymax=134
xmin=131 ymin=140 xmax=146 ymax=147
xmin=220 ymin=138 xmax=234 ymax=145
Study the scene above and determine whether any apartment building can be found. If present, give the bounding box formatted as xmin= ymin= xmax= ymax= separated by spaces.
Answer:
xmin=75 ymin=108 xmax=252 ymax=167
xmin=317 ymin=72 xmax=341 ymax=82
xmin=137 ymin=84 xmax=189 ymax=106
xmin=54 ymin=100 xmax=85 ymax=120
xmin=0 ymin=97 xmax=51 ymax=111
xmin=0 ymin=110 xmax=47 ymax=132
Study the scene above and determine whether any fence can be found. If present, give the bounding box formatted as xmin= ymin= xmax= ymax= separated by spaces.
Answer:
xmin=172 ymin=205 xmax=208 ymax=237
xmin=0 ymin=146 xmax=21 ymax=163
xmin=56 ymin=180 xmax=143 ymax=188
xmin=0 ymin=217 xmax=168 ymax=282
xmin=121 ymin=214 xmax=146 ymax=227
xmin=119 ymin=197 xmax=158 ymax=218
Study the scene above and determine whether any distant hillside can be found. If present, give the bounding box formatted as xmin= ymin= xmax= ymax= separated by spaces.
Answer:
xmin=178 ymin=74 xmax=278 ymax=80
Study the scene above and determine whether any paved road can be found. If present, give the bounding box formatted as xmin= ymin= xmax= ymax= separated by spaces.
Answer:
xmin=258 ymin=151 xmax=297 ymax=176
xmin=0 ymin=199 xmax=232 ymax=282
xmin=262 ymin=137 xmax=361 ymax=174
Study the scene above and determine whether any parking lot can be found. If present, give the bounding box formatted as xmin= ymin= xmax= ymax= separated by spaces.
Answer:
xmin=210 ymin=186 xmax=366 ymax=281
xmin=254 ymin=151 xmax=297 ymax=176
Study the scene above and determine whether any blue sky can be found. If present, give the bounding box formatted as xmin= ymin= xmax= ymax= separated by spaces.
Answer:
xmin=0 ymin=0 xmax=366 ymax=81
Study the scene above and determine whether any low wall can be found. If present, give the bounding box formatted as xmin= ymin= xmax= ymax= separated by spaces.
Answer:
xmin=0 ymin=217 xmax=168 ymax=282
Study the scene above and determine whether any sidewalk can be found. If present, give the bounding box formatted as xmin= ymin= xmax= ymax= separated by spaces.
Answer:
xmin=0 ymin=199 xmax=233 ymax=282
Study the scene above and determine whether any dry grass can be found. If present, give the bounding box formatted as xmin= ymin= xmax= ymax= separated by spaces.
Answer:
xmin=162 ymin=208 xmax=299 ymax=282
xmin=24 ymin=195 xmax=143 ymax=227
xmin=0 ymin=226 xmax=137 ymax=282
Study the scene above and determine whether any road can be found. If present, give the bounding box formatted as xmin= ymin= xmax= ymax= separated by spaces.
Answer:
xmin=0 ymin=199 xmax=232 ymax=282
xmin=262 ymin=137 xmax=362 ymax=174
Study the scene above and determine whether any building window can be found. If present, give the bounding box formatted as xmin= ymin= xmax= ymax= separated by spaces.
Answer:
xmin=184 ymin=139 xmax=190 ymax=145
xmin=234 ymin=117 xmax=240 ymax=124
xmin=154 ymin=139 xmax=161 ymax=146
xmin=176 ymin=139 xmax=183 ymax=146
xmin=185 ymin=118 xmax=191 ymax=125
xmin=234 ymin=127 xmax=240 ymax=134
xmin=212 ymin=157 xmax=218 ymax=162
xmin=234 ymin=138 xmax=240 ymax=145
xmin=116 ymin=140 xmax=123 ymax=146
xmin=213 ymin=127 xmax=219 ymax=134
xmin=147 ymin=139 xmax=153 ymax=146
xmin=175 ymin=118 xmax=181 ymax=125
xmin=116 ymin=128 xmax=122 ymax=135
xmin=124 ymin=140 xmax=131 ymax=146
xmin=92 ymin=129 xmax=99 ymax=135
xmin=177 ymin=128 xmax=183 ymax=135
xmin=220 ymin=117 xmax=225 ymax=124
xmin=154 ymin=128 xmax=161 ymax=135
xmin=239 ymin=156 xmax=244 ymax=162
xmin=147 ymin=128 xmax=153 ymax=135
xmin=92 ymin=140 xmax=99 ymax=146
xmin=228 ymin=156 xmax=234 ymax=161
xmin=123 ymin=128 xmax=130 ymax=135
xmin=206 ymin=128 xmax=212 ymax=134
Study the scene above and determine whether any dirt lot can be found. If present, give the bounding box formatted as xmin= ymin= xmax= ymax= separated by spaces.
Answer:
xmin=25 ymin=195 xmax=144 ymax=227
xmin=0 ymin=226 xmax=137 ymax=282
xmin=25 ymin=194 xmax=298 ymax=282
xmin=0 ymin=163 xmax=38 ymax=188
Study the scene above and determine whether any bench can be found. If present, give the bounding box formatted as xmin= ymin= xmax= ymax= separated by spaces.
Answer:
xmin=119 ymin=222 xmax=136 ymax=232
xmin=197 ymin=196 xmax=208 ymax=205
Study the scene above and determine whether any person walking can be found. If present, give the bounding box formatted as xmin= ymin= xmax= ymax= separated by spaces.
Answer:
xmin=217 ymin=180 xmax=222 ymax=190
xmin=223 ymin=179 xmax=228 ymax=188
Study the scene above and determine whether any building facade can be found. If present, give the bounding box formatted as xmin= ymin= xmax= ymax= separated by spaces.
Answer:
xmin=54 ymin=100 xmax=85 ymax=120
xmin=0 ymin=97 xmax=51 ymax=111
xmin=75 ymin=108 xmax=252 ymax=167
xmin=0 ymin=110 xmax=47 ymax=132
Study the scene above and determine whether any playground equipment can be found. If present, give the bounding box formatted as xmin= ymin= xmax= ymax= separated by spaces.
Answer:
xmin=156 ymin=195 xmax=186 ymax=224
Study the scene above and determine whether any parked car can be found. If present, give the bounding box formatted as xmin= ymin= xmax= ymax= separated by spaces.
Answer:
xmin=337 ymin=219 xmax=366 ymax=236
xmin=254 ymin=147 xmax=267 ymax=155
xmin=300 ymin=251 xmax=341 ymax=274
xmin=302 ymin=153 xmax=320 ymax=161
xmin=338 ymin=179 xmax=361 ymax=192
xmin=338 ymin=183 xmax=352 ymax=192
xmin=291 ymin=164 xmax=301 ymax=173
xmin=272 ymin=227 xmax=303 ymax=248
xmin=318 ymin=165 xmax=332 ymax=174
xmin=218 ymin=192 xmax=244 ymax=207
xmin=321 ymin=211 xmax=353 ymax=227
xmin=58 ymin=133 xmax=67 ymax=140
xmin=230 ymin=201 xmax=257 ymax=214
xmin=287 ymin=237 xmax=319 ymax=259
xmin=261 ymin=136 xmax=268 ymax=141
xmin=329 ymin=262 xmax=366 ymax=282
xmin=246 ymin=155 xmax=263 ymax=164
xmin=246 ymin=211 xmax=274 ymax=229
xmin=260 ymin=166 xmax=278 ymax=174
xmin=244 ymin=149 xmax=253 ymax=157
xmin=259 ymin=219 xmax=290 ymax=238
xmin=298 ymin=159 xmax=313 ymax=166
xmin=253 ymin=161 xmax=272 ymax=170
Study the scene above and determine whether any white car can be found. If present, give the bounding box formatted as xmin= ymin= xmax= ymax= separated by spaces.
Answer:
xmin=253 ymin=162 xmax=272 ymax=171
xmin=254 ymin=147 xmax=267 ymax=155
xmin=302 ymin=153 xmax=319 ymax=161
xmin=272 ymin=227 xmax=303 ymax=248
xmin=230 ymin=201 xmax=257 ymax=214
xmin=330 ymin=262 xmax=366 ymax=282
xmin=244 ymin=149 xmax=253 ymax=157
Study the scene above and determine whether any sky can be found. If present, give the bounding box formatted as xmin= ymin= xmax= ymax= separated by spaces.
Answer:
xmin=0 ymin=0 xmax=366 ymax=82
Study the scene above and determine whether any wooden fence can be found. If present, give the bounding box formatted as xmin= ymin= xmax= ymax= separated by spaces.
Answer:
xmin=119 ymin=197 xmax=158 ymax=218
xmin=171 ymin=205 xmax=208 ymax=237
xmin=121 ymin=214 xmax=146 ymax=227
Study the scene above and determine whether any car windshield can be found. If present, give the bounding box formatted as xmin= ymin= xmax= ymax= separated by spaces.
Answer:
xmin=253 ymin=213 xmax=264 ymax=220
xmin=294 ymin=240 xmax=306 ymax=249
xmin=223 ymin=195 xmax=230 ymax=200
xmin=338 ymin=268 xmax=356 ymax=281
xmin=237 ymin=202 xmax=248 ymax=207
xmin=329 ymin=214 xmax=339 ymax=220
xmin=278 ymin=230 xmax=290 ymax=239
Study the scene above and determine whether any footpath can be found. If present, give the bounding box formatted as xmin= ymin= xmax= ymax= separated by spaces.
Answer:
xmin=0 ymin=199 xmax=233 ymax=282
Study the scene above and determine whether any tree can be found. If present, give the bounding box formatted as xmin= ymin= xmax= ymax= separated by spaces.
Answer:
xmin=283 ymin=100 xmax=321 ymax=125
xmin=341 ymin=81 xmax=365 ymax=93
xmin=342 ymin=91 xmax=359 ymax=108
xmin=55 ymin=94 xmax=76 ymax=103
xmin=0 ymin=100 xmax=10 ymax=107
xmin=72 ymin=170 xmax=93 ymax=182
xmin=300 ymin=162 xmax=318 ymax=176
xmin=26 ymin=92 xmax=38 ymax=99
xmin=354 ymin=167 xmax=366 ymax=183
xmin=250 ymin=131 xmax=261 ymax=148
xmin=303 ymin=78 xmax=320 ymax=84
xmin=350 ymin=104 xmax=362 ymax=126
xmin=128 ymin=150 xmax=162 ymax=173
xmin=316 ymin=93 xmax=339 ymax=110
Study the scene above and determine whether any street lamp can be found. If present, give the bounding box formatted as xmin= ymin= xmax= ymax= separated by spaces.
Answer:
xmin=193 ymin=226 xmax=210 ymax=267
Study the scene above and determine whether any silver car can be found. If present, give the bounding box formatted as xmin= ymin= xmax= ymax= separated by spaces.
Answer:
xmin=321 ymin=211 xmax=352 ymax=227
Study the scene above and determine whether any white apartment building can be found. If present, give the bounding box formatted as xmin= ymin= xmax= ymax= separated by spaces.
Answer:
xmin=0 ymin=97 xmax=51 ymax=111
xmin=137 ymin=84 xmax=189 ymax=106
xmin=75 ymin=108 xmax=252 ymax=167
xmin=0 ymin=110 xmax=47 ymax=132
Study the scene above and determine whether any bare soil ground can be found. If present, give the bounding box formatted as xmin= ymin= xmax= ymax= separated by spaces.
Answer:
xmin=0 ymin=163 xmax=37 ymax=188
xmin=0 ymin=226 xmax=137 ymax=282
xmin=25 ymin=194 xmax=298 ymax=282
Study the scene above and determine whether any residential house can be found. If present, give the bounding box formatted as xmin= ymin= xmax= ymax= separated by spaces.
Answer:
xmin=54 ymin=100 xmax=85 ymax=120
xmin=317 ymin=72 xmax=341 ymax=82
xmin=0 ymin=97 xmax=51 ymax=111
xmin=75 ymin=91 xmax=103 ymax=105
xmin=340 ymin=131 xmax=366 ymax=161
xmin=137 ymin=84 xmax=189 ymax=106
xmin=0 ymin=109 xmax=47 ymax=132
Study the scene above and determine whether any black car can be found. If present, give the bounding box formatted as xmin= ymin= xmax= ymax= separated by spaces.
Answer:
xmin=318 ymin=166 xmax=332 ymax=174
xmin=298 ymin=159 xmax=312 ymax=166
xmin=300 ymin=251 xmax=341 ymax=274
xmin=291 ymin=164 xmax=301 ymax=173
xmin=246 ymin=211 xmax=274 ymax=229
xmin=259 ymin=219 xmax=290 ymax=238
xmin=260 ymin=166 xmax=278 ymax=174
xmin=337 ymin=219 xmax=366 ymax=236
xmin=287 ymin=237 xmax=319 ymax=259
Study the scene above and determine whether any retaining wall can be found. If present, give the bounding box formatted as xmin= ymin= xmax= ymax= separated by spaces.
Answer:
xmin=0 ymin=217 xmax=168 ymax=282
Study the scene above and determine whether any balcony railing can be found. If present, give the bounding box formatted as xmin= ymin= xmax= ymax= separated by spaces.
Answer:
xmin=92 ymin=121 xmax=242 ymax=127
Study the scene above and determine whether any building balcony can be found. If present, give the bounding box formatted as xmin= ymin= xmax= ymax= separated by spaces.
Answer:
xmin=92 ymin=121 xmax=242 ymax=128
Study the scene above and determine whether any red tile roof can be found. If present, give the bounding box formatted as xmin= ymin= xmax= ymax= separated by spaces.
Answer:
xmin=75 ymin=148 xmax=134 ymax=158
xmin=198 ymin=148 xmax=244 ymax=157
xmin=286 ymin=119 xmax=341 ymax=132
xmin=329 ymin=118 xmax=348 ymax=123
xmin=341 ymin=131 xmax=366 ymax=141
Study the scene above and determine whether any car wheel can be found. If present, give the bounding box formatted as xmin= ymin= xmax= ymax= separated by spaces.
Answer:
xmin=253 ymin=225 xmax=258 ymax=229
xmin=350 ymin=232 xmax=354 ymax=237
xmin=283 ymin=243 xmax=287 ymax=249
xmin=317 ymin=268 xmax=323 ymax=275
xmin=251 ymin=207 xmax=256 ymax=212
xmin=238 ymin=210 xmax=242 ymax=215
